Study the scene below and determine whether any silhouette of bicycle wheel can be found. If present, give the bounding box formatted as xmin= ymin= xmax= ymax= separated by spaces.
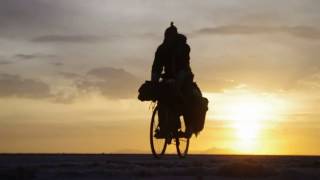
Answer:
xmin=176 ymin=116 xmax=190 ymax=158
xmin=150 ymin=106 xmax=167 ymax=158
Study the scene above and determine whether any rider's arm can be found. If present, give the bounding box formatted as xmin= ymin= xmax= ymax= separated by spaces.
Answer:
xmin=151 ymin=47 xmax=163 ymax=82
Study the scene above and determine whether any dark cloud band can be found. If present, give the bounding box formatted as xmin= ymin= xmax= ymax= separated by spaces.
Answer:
xmin=76 ymin=67 xmax=141 ymax=99
xmin=0 ymin=73 xmax=51 ymax=98
xmin=192 ymin=25 xmax=320 ymax=39
xmin=32 ymin=35 xmax=104 ymax=43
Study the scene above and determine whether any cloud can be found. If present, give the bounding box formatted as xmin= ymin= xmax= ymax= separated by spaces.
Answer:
xmin=0 ymin=60 xmax=13 ymax=65
xmin=31 ymin=35 xmax=104 ymax=43
xmin=0 ymin=73 xmax=78 ymax=103
xmin=76 ymin=67 xmax=141 ymax=99
xmin=14 ymin=53 xmax=56 ymax=60
xmin=294 ymin=71 xmax=320 ymax=90
xmin=0 ymin=56 xmax=13 ymax=65
xmin=58 ymin=72 xmax=82 ymax=79
xmin=0 ymin=73 xmax=51 ymax=99
xmin=50 ymin=90 xmax=78 ymax=104
xmin=192 ymin=25 xmax=320 ymax=39
xmin=50 ymin=62 xmax=64 ymax=67
xmin=0 ymin=67 xmax=142 ymax=102
xmin=0 ymin=53 xmax=59 ymax=66
xmin=197 ymin=77 xmax=238 ymax=92
xmin=0 ymin=0 xmax=69 ymax=39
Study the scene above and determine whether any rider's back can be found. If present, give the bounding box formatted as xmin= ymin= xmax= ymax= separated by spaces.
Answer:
xmin=174 ymin=34 xmax=191 ymax=73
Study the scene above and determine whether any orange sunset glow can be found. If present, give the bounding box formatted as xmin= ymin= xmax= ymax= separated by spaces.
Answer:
xmin=1 ymin=0 xmax=320 ymax=156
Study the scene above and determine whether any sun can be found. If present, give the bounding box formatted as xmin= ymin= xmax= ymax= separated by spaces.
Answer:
xmin=223 ymin=94 xmax=275 ymax=153
xmin=211 ymin=92 xmax=275 ymax=153
xmin=205 ymin=89 xmax=290 ymax=154
xmin=228 ymin=99 xmax=270 ymax=122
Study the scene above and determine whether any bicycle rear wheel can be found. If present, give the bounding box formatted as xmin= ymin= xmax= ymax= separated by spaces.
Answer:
xmin=176 ymin=116 xmax=190 ymax=158
xmin=150 ymin=106 xmax=167 ymax=158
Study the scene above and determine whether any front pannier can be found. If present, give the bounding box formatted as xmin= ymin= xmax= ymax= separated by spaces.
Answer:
xmin=138 ymin=81 xmax=158 ymax=101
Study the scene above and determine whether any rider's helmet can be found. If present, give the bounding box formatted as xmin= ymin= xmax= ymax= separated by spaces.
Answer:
xmin=164 ymin=22 xmax=178 ymax=43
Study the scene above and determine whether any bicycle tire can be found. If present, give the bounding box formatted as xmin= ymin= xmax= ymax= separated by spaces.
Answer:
xmin=176 ymin=116 xmax=190 ymax=158
xmin=150 ymin=106 xmax=167 ymax=158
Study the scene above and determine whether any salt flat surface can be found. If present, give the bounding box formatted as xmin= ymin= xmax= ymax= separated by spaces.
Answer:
xmin=0 ymin=154 xmax=320 ymax=180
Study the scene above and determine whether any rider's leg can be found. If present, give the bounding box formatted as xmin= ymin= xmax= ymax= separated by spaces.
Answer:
xmin=158 ymin=103 xmax=169 ymax=137
xmin=176 ymin=69 xmax=194 ymax=137
xmin=157 ymin=106 xmax=177 ymax=143
xmin=170 ymin=109 xmax=180 ymax=132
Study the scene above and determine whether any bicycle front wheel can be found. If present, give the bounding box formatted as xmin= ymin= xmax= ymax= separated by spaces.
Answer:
xmin=150 ymin=106 xmax=167 ymax=158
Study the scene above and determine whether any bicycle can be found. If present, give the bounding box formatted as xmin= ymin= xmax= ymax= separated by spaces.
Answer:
xmin=150 ymin=102 xmax=190 ymax=158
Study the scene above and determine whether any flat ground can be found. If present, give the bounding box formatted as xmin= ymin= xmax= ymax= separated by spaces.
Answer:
xmin=0 ymin=154 xmax=319 ymax=180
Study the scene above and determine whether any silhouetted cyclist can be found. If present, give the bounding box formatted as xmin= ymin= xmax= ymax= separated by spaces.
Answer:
xmin=151 ymin=22 xmax=194 ymax=138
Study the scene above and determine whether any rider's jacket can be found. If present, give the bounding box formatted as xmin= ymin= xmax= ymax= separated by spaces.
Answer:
xmin=151 ymin=41 xmax=191 ymax=82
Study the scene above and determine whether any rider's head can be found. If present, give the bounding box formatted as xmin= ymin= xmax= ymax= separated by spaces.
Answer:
xmin=164 ymin=22 xmax=178 ymax=43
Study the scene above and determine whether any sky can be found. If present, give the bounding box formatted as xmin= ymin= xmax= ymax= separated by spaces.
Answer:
xmin=1 ymin=0 xmax=320 ymax=155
